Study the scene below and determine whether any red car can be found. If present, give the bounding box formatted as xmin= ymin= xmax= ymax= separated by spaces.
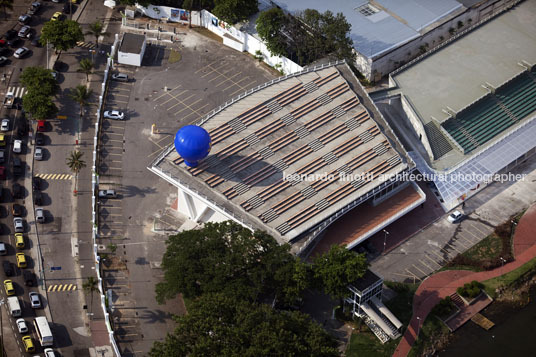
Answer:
xmin=37 ymin=120 xmax=45 ymax=132
xmin=0 ymin=166 xmax=5 ymax=179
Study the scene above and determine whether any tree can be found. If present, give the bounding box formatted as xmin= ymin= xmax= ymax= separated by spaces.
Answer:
xmin=149 ymin=293 xmax=339 ymax=357
xmin=22 ymin=91 xmax=58 ymax=120
xmin=313 ymin=245 xmax=368 ymax=301
xmin=86 ymin=20 xmax=108 ymax=48
xmin=77 ymin=59 xmax=93 ymax=82
xmin=118 ymin=0 xmax=151 ymax=7
xmin=20 ymin=67 xmax=59 ymax=96
xmin=40 ymin=20 xmax=84 ymax=53
xmin=256 ymin=8 xmax=288 ymax=57
xmin=82 ymin=276 xmax=99 ymax=316
xmin=212 ymin=0 xmax=258 ymax=25
xmin=155 ymin=221 xmax=305 ymax=304
xmin=68 ymin=85 xmax=92 ymax=118
xmin=182 ymin=0 xmax=194 ymax=28
xmin=0 ymin=0 xmax=13 ymax=20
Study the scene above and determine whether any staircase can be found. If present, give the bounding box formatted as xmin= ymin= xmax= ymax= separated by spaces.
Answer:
xmin=449 ymin=293 xmax=465 ymax=309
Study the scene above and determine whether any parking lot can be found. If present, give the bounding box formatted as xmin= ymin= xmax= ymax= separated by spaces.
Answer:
xmin=96 ymin=28 xmax=276 ymax=355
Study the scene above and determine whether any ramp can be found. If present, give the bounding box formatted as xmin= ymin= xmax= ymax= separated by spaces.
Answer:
xmin=471 ymin=313 xmax=494 ymax=330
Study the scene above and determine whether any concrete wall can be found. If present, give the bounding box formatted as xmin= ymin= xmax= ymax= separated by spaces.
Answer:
xmin=400 ymin=95 xmax=434 ymax=161
xmin=117 ymin=51 xmax=142 ymax=66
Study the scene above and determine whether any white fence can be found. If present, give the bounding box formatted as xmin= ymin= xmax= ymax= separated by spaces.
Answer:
xmin=93 ymin=33 xmax=122 ymax=357
xmin=135 ymin=5 xmax=303 ymax=75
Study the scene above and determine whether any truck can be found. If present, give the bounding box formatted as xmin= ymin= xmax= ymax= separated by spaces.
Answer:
xmin=3 ymin=91 xmax=15 ymax=109
xmin=7 ymin=296 xmax=21 ymax=317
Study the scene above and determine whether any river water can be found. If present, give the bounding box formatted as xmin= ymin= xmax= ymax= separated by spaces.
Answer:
xmin=439 ymin=287 xmax=536 ymax=356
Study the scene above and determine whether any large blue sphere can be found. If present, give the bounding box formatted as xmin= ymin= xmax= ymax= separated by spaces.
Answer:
xmin=174 ymin=125 xmax=211 ymax=167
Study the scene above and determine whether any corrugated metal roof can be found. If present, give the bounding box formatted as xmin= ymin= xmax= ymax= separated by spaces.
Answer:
xmin=272 ymin=0 xmax=461 ymax=58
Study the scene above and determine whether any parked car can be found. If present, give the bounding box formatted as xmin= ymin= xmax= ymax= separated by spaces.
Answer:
xmin=12 ymin=183 xmax=23 ymax=198
xmin=0 ymin=243 xmax=6 ymax=255
xmin=29 ymin=292 xmax=41 ymax=308
xmin=18 ymin=14 xmax=31 ymax=25
xmin=15 ymin=253 xmax=26 ymax=268
xmin=447 ymin=210 xmax=463 ymax=223
xmin=18 ymin=26 xmax=31 ymax=38
xmin=13 ymin=139 xmax=22 ymax=153
xmin=3 ymin=29 xmax=17 ymax=40
xmin=12 ymin=157 xmax=23 ymax=176
xmin=2 ymin=261 xmax=12 ymax=276
xmin=8 ymin=38 xmax=22 ymax=48
xmin=30 ymin=37 xmax=40 ymax=47
xmin=44 ymin=348 xmax=57 ymax=357
xmin=37 ymin=119 xmax=45 ymax=132
xmin=51 ymin=11 xmax=62 ymax=21
xmin=103 ymin=110 xmax=125 ymax=120
xmin=13 ymin=47 xmax=30 ymax=59
xmin=63 ymin=3 xmax=72 ymax=13
xmin=33 ymin=191 xmax=42 ymax=205
xmin=34 ymin=146 xmax=43 ymax=160
xmin=0 ymin=57 xmax=7 ymax=66
xmin=112 ymin=73 xmax=129 ymax=82
xmin=0 ymin=47 xmax=9 ymax=56
xmin=12 ymin=204 xmax=23 ymax=217
xmin=1 ymin=118 xmax=9 ymax=131
xmin=0 ymin=166 xmax=5 ymax=180
xmin=0 ymin=134 xmax=5 ymax=146
xmin=35 ymin=207 xmax=45 ymax=223
xmin=98 ymin=189 xmax=117 ymax=198
xmin=16 ymin=319 xmax=28 ymax=334
xmin=0 ymin=150 xmax=4 ymax=163
xmin=35 ymin=132 xmax=45 ymax=145
xmin=3 ymin=279 xmax=15 ymax=295
xmin=15 ymin=233 xmax=24 ymax=249
xmin=32 ymin=176 xmax=41 ymax=190
xmin=22 ymin=335 xmax=34 ymax=352
xmin=13 ymin=217 xmax=23 ymax=232
xmin=23 ymin=270 xmax=35 ymax=286
xmin=28 ymin=2 xmax=41 ymax=15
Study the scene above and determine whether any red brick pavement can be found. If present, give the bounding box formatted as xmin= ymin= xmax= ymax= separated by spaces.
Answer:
xmin=393 ymin=202 xmax=536 ymax=357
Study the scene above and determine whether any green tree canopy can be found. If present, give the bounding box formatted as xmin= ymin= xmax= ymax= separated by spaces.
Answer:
xmin=20 ymin=67 xmax=59 ymax=97
xmin=212 ymin=0 xmax=258 ymax=25
xmin=40 ymin=19 xmax=84 ymax=52
xmin=313 ymin=245 xmax=368 ymax=301
xmin=155 ymin=221 xmax=307 ymax=304
xmin=256 ymin=7 xmax=288 ymax=57
xmin=22 ymin=91 xmax=58 ymax=120
xmin=149 ymin=293 xmax=339 ymax=357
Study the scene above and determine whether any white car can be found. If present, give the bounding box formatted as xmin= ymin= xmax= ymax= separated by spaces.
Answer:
xmin=16 ymin=319 xmax=28 ymax=333
xmin=44 ymin=348 xmax=57 ymax=357
xmin=13 ymin=47 xmax=30 ymax=59
xmin=447 ymin=210 xmax=463 ymax=223
xmin=0 ymin=118 xmax=9 ymax=131
xmin=98 ymin=189 xmax=117 ymax=198
xmin=13 ymin=139 xmax=22 ymax=153
xmin=111 ymin=73 xmax=129 ymax=82
xmin=29 ymin=292 xmax=41 ymax=308
xmin=103 ymin=110 xmax=125 ymax=120
xmin=34 ymin=146 xmax=43 ymax=160
xmin=14 ymin=217 xmax=24 ymax=232
xmin=35 ymin=207 xmax=45 ymax=223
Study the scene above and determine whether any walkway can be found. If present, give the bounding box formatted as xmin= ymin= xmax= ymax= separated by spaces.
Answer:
xmin=393 ymin=202 xmax=536 ymax=357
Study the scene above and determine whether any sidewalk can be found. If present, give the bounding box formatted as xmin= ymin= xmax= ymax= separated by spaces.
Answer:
xmin=393 ymin=202 xmax=536 ymax=357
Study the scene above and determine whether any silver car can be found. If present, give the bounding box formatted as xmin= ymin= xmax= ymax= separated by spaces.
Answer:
xmin=13 ymin=47 xmax=30 ymax=59
xmin=18 ymin=26 xmax=31 ymax=38
xmin=16 ymin=319 xmax=28 ymax=333
xmin=34 ymin=146 xmax=43 ymax=160
xmin=103 ymin=110 xmax=125 ymax=120
xmin=111 ymin=73 xmax=129 ymax=82
xmin=29 ymin=292 xmax=41 ymax=308
xmin=1 ymin=118 xmax=9 ymax=131
xmin=35 ymin=207 xmax=45 ymax=223
xmin=14 ymin=217 xmax=24 ymax=232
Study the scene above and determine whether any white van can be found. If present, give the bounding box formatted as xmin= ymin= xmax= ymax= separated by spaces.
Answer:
xmin=7 ymin=296 xmax=21 ymax=317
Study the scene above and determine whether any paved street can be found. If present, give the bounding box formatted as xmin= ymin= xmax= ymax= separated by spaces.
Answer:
xmin=371 ymin=156 xmax=536 ymax=283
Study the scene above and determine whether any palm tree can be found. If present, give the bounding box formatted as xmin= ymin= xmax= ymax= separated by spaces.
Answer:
xmin=77 ymin=58 xmax=93 ymax=82
xmin=66 ymin=150 xmax=86 ymax=192
xmin=0 ymin=0 xmax=13 ymax=20
xmin=68 ymin=85 xmax=92 ymax=118
xmin=82 ymin=276 xmax=99 ymax=317
xmin=86 ymin=21 xmax=109 ymax=48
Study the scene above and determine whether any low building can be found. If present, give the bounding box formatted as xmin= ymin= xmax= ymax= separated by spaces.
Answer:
xmin=117 ymin=33 xmax=146 ymax=67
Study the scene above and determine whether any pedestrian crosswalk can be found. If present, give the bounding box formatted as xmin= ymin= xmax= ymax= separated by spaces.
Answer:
xmin=48 ymin=284 xmax=77 ymax=292
xmin=76 ymin=41 xmax=97 ymax=49
xmin=7 ymin=86 xmax=26 ymax=98
xmin=35 ymin=173 xmax=73 ymax=180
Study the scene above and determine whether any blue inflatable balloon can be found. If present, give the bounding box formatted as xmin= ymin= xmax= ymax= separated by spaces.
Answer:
xmin=174 ymin=125 xmax=211 ymax=167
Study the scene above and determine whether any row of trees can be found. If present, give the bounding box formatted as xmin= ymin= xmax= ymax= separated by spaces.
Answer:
xmin=151 ymin=221 xmax=368 ymax=355
xmin=256 ymin=8 xmax=355 ymax=66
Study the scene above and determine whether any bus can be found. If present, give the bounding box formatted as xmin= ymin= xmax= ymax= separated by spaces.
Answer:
xmin=33 ymin=317 xmax=53 ymax=347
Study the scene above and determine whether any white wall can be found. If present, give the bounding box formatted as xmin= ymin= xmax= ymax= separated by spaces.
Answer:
xmin=136 ymin=5 xmax=303 ymax=75
xmin=118 ymin=51 xmax=142 ymax=66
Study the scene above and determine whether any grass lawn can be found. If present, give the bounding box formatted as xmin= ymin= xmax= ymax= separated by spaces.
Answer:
xmin=346 ymin=327 xmax=399 ymax=357
xmin=483 ymin=256 xmax=536 ymax=297
xmin=168 ymin=50 xmax=182 ymax=64
xmin=462 ymin=233 xmax=502 ymax=261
